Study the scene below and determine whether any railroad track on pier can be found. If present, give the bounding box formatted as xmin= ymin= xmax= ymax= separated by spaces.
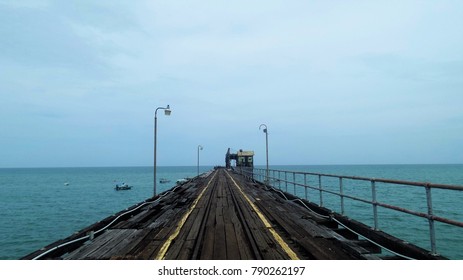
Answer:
xmin=159 ymin=169 xmax=298 ymax=259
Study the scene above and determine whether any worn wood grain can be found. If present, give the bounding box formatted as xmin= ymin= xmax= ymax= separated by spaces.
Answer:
xmin=25 ymin=168 xmax=441 ymax=260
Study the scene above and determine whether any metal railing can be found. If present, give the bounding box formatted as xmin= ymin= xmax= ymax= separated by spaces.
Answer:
xmin=239 ymin=167 xmax=463 ymax=257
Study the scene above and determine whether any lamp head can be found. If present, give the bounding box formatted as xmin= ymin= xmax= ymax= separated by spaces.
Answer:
xmin=259 ymin=124 xmax=267 ymax=133
xmin=164 ymin=105 xmax=171 ymax=116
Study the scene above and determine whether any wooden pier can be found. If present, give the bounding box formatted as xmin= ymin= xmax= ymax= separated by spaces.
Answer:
xmin=23 ymin=168 xmax=444 ymax=260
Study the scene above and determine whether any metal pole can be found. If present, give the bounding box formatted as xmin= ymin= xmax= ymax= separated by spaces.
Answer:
xmin=154 ymin=112 xmax=157 ymax=196
xmin=425 ymin=184 xmax=437 ymax=255
xmin=272 ymin=170 xmax=275 ymax=187
xmin=293 ymin=172 xmax=296 ymax=195
xmin=319 ymin=175 xmax=323 ymax=207
xmin=339 ymin=177 xmax=345 ymax=215
xmin=154 ymin=105 xmax=171 ymax=196
xmin=265 ymin=128 xmax=268 ymax=184
xmin=304 ymin=173 xmax=308 ymax=200
xmin=197 ymin=145 xmax=203 ymax=176
xmin=285 ymin=171 xmax=288 ymax=192
xmin=259 ymin=124 xmax=269 ymax=185
xmin=371 ymin=180 xmax=379 ymax=230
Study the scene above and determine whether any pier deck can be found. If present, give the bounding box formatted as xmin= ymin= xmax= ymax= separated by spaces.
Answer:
xmin=24 ymin=168 xmax=443 ymax=260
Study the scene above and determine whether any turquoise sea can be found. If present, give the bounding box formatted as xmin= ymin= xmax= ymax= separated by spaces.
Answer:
xmin=0 ymin=165 xmax=462 ymax=260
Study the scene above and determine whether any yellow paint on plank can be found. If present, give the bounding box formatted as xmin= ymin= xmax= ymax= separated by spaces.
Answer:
xmin=154 ymin=172 xmax=217 ymax=260
xmin=225 ymin=170 xmax=300 ymax=260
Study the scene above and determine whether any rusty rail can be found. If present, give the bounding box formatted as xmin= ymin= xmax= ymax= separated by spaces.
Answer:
xmin=239 ymin=167 xmax=463 ymax=256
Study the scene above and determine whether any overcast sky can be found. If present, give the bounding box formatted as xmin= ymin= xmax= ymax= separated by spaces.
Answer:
xmin=1 ymin=0 xmax=462 ymax=168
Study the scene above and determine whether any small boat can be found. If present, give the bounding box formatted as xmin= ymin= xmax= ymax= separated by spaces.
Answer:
xmin=159 ymin=178 xmax=171 ymax=184
xmin=64 ymin=182 xmax=70 ymax=186
xmin=115 ymin=183 xmax=132 ymax=191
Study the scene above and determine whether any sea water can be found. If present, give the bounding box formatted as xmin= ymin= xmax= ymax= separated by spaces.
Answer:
xmin=0 ymin=165 xmax=462 ymax=260
xmin=0 ymin=166 xmax=206 ymax=260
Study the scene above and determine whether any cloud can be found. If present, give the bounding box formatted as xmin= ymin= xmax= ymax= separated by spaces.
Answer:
xmin=1 ymin=1 xmax=463 ymax=167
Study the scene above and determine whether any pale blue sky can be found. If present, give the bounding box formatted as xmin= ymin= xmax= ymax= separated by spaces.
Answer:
xmin=1 ymin=0 xmax=462 ymax=168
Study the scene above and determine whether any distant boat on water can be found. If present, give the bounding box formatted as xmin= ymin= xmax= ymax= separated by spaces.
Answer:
xmin=159 ymin=178 xmax=171 ymax=184
xmin=114 ymin=183 xmax=132 ymax=191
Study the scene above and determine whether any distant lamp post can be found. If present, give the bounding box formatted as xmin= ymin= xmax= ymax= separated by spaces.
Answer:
xmin=197 ymin=145 xmax=203 ymax=176
xmin=259 ymin=124 xmax=269 ymax=185
xmin=154 ymin=105 xmax=171 ymax=196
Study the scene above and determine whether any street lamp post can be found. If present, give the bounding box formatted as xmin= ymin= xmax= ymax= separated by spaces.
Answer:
xmin=259 ymin=124 xmax=269 ymax=185
xmin=154 ymin=105 xmax=171 ymax=196
xmin=197 ymin=145 xmax=203 ymax=176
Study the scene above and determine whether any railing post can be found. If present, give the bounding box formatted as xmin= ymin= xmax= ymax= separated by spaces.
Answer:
xmin=425 ymin=184 xmax=437 ymax=255
xmin=272 ymin=170 xmax=275 ymax=187
xmin=339 ymin=177 xmax=345 ymax=215
xmin=285 ymin=171 xmax=288 ymax=192
xmin=304 ymin=173 xmax=308 ymax=201
xmin=371 ymin=180 xmax=378 ymax=230
xmin=293 ymin=172 xmax=296 ymax=195
xmin=318 ymin=175 xmax=323 ymax=207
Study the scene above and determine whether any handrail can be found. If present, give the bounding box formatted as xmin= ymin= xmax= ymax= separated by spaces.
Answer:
xmin=239 ymin=167 xmax=463 ymax=257
xmin=269 ymin=170 xmax=463 ymax=190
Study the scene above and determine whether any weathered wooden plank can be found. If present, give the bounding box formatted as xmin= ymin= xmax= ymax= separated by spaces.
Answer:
xmin=220 ymin=184 xmax=240 ymax=260
xmin=229 ymin=186 xmax=287 ymax=260
xmin=213 ymin=206 xmax=227 ymax=259
xmin=227 ymin=190 xmax=257 ymax=259
xmin=198 ymin=184 xmax=219 ymax=260
xmin=64 ymin=229 xmax=126 ymax=259
xmin=122 ymin=228 xmax=159 ymax=259
xmin=255 ymin=196 xmax=365 ymax=259
xmin=94 ymin=229 xmax=143 ymax=259
xmin=231 ymin=216 xmax=254 ymax=259
xmin=84 ymin=229 xmax=135 ymax=259
xmin=224 ymin=214 xmax=240 ymax=259
xmin=164 ymin=208 xmax=202 ymax=259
